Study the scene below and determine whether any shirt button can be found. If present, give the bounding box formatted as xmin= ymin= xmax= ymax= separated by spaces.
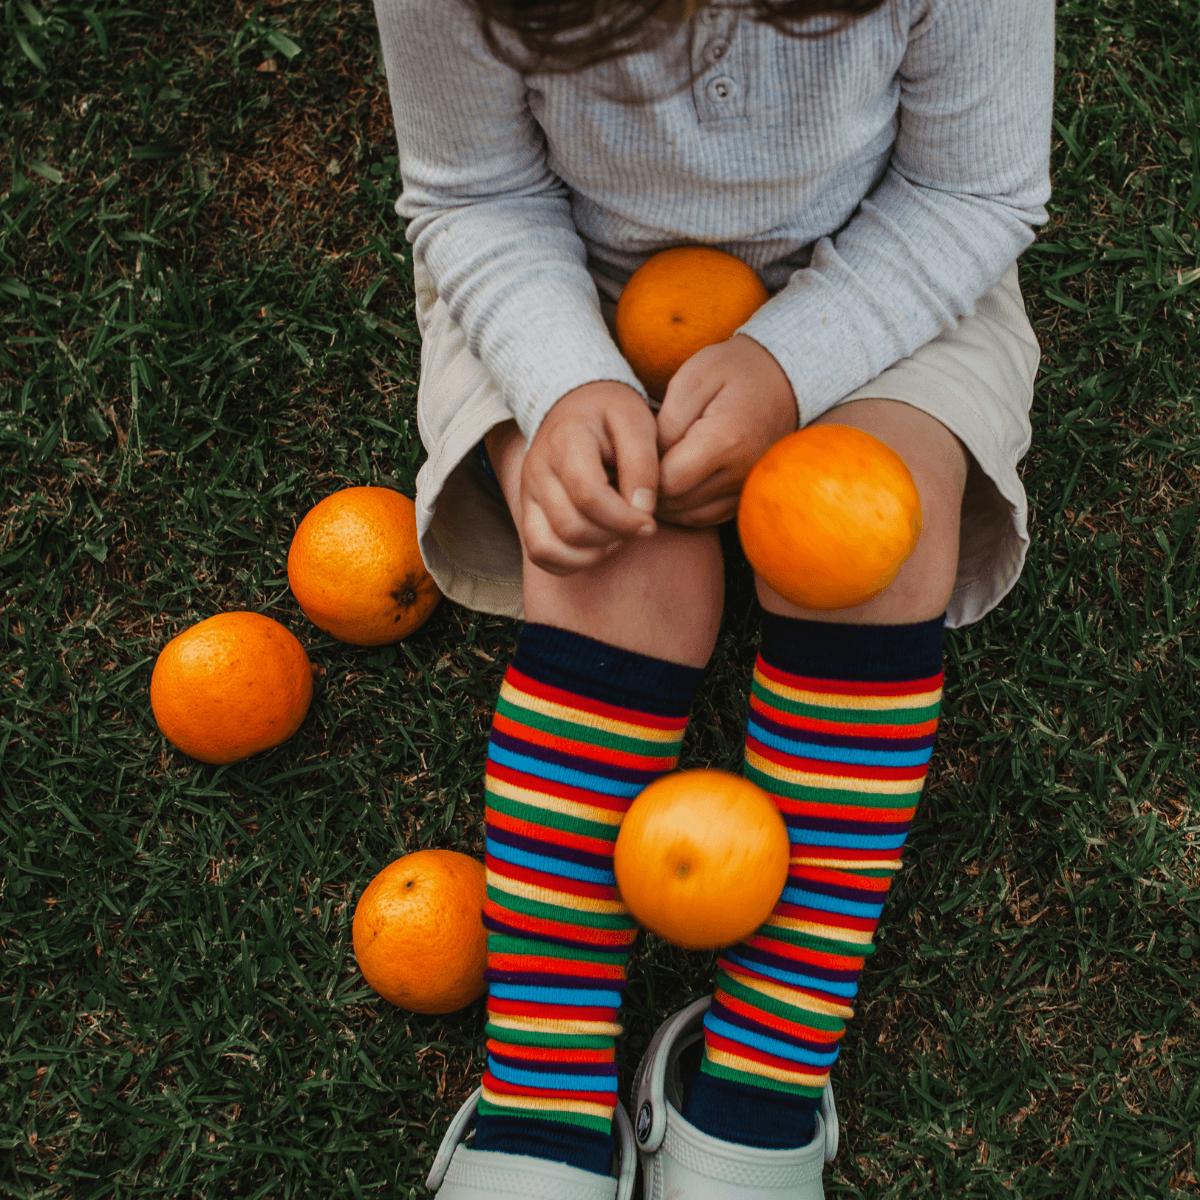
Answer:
xmin=704 ymin=38 xmax=729 ymax=64
xmin=706 ymin=75 xmax=738 ymax=102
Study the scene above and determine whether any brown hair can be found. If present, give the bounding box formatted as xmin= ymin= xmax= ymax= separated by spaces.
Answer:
xmin=472 ymin=0 xmax=890 ymax=75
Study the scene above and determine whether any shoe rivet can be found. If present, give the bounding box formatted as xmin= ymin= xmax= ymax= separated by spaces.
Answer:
xmin=636 ymin=1101 xmax=653 ymax=1144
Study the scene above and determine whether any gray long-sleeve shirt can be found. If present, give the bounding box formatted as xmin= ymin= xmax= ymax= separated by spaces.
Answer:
xmin=375 ymin=0 xmax=1054 ymax=440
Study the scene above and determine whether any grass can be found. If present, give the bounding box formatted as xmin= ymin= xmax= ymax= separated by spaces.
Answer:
xmin=1 ymin=0 xmax=1198 ymax=1195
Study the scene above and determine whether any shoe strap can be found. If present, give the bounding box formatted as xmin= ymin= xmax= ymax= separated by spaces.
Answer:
xmin=632 ymin=996 xmax=712 ymax=1153
xmin=426 ymin=1086 xmax=482 ymax=1191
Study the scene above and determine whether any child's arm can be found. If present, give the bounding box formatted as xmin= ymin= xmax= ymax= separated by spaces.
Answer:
xmin=657 ymin=0 xmax=1053 ymax=520
xmin=374 ymin=0 xmax=647 ymax=445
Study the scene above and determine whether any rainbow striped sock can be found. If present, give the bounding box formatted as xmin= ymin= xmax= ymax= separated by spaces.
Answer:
xmin=473 ymin=624 xmax=702 ymax=1175
xmin=683 ymin=613 xmax=944 ymax=1149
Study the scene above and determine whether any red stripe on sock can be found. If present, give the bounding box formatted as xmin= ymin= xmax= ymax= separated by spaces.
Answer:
xmin=486 ymin=761 xmax=631 ymax=814
xmin=489 ymin=954 xmax=626 ymax=980
xmin=715 ymin=989 xmax=844 ymax=1045
xmin=747 ymin=735 xmax=929 ymax=781
xmin=492 ymin=711 xmax=677 ymax=771
xmin=483 ymin=901 xmax=637 ymax=948
xmin=756 ymin=660 xmax=944 ymax=697
xmin=486 ymin=807 xmax=617 ymax=856
xmin=505 ymin=667 xmax=689 ymax=731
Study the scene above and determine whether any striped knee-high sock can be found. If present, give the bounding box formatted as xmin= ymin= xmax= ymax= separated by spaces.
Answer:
xmin=682 ymin=613 xmax=944 ymax=1149
xmin=473 ymin=624 xmax=702 ymax=1175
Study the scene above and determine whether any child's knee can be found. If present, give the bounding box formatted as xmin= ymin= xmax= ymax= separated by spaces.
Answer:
xmin=757 ymin=398 xmax=968 ymax=624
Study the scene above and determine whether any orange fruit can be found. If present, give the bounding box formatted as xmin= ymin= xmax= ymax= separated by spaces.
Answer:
xmin=287 ymin=486 xmax=441 ymax=646
xmin=150 ymin=612 xmax=313 ymax=764
xmin=615 ymin=245 xmax=770 ymax=399
xmin=352 ymin=849 xmax=487 ymax=1014
xmin=738 ymin=425 xmax=923 ymax=611
xmin=613 ymin=769 xmax=789 ymax=950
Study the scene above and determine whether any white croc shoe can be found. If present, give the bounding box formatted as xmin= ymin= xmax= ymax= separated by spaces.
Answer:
xmin=425 ymin=1086 xmax=637 ymax=1200
xmin=630 ymin=997 xmax=839 ymax=1200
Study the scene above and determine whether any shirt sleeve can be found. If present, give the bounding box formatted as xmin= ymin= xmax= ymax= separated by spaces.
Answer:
xmin=738 ymin=0 xmax=1055 ymax=427
xmin=373 ymin=0 xmax=647 ymax=442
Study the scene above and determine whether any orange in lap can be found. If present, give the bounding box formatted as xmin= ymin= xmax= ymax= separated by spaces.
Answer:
xmin=615 ymin=245 xmax=770 ymax=400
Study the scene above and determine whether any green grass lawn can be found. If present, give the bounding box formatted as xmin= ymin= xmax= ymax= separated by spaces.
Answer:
xmin=2 ymin=0 xmax=1198 ymax=1195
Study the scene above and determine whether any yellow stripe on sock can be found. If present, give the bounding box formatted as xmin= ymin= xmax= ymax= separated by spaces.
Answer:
xmin=487 ymin=1013 xmax=625 ymax=1038
xmin=745 ymin=747 xmax=927 ymax=795
xmin=790 ymin=853 xmax=904 ymax=871
xmin=500 ymin=679 xmax=688 ymax=745
xmin=764 ymin=914 xmax=876 ymax=945
xmin=480 ymin=1087 xmax=615 ymax=1121
xmin=706 ymin=1047 xmax=829 ymax=1090
xmin=487 ymin=774 xmax=625 ymax=827
xmin=488 ymin=870 xmax=628 ymax=915
xmin=726 ymin=967 xmax=856 ymax=1020
xmin=755 ymin=666 xmax=942 ymax=712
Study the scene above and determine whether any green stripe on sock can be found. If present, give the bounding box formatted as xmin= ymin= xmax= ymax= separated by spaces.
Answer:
xmin=719 ymin=973 xmax=845 ymax=1033
xmin=487 ymin=791 xmax=622 ymax=843
xmin=477 ymin=1097 xmax=614 ymax=1134
xmin=497 ymin=694 xmax=682 ymax=759
xmin=486 ymin=885 xmax=636 ymax=931
xmin=485 ymin=1023 xmax=615 ymax=1051
xmin=752 ymin=679 xmax=940 ymax=725
xmin=699 ymin=1056 xmax=825 ymax=1099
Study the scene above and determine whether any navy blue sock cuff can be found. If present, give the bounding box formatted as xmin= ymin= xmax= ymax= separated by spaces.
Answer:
xmin=473 ymin=1113 xmax=614 ymax=1176
xmin=514 ymin=623 xmax=704 ymax=717
xmin=759 ymin=612 xmax=945 ymax=682
xmin=682 ymin=1071 xmax=819 ymax=1151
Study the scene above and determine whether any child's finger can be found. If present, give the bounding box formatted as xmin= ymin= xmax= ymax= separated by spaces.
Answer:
xmin=656 ymin=363 xmax=721 ymax=455
xmin=658 ymin=415 xmax=739 ymax=499
xmin=522 ymin=497 xmax=618 ymax=575
xmin=536 ymin=475 xmax=633 ymax=548
xmin=657 ymin=494 xmax=740 ymax=529
xmin=606 ymin=403 xmax=660 ymax=530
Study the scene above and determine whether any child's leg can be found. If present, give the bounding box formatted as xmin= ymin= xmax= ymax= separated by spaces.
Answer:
xmin=683 ymin=399 xmax=967 ymax=1148
xmin=472 ymin=421 xmax=722 ymax=1174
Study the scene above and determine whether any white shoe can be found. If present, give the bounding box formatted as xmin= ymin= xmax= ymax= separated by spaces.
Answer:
xmin=425 ymin=1086 xmax=637 ymax=1199
xmin=630 ymin=997 xmax=839 ymax=1200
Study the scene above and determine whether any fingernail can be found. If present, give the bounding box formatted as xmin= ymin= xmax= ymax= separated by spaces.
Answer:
xmin=638 ymin=522 xmax=655 ymax=537
xmin=631 ymin=488 xmax=655 ymax=512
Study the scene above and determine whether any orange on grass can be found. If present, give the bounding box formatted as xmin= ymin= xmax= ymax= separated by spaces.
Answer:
xmin=287 ymin=486 xmax=441 ymax=646
xmin=615 ymin=245 xmax=770 ymax=399
xmin=613 ymin=769 xmax=789 ymax=950
xmin=352 ymin=849 xmax=487 ymax=1014
xmin=150 ymin=612 xmax=313 ymax=764
xmin=738 ymin=425 xmax=923 ymax=611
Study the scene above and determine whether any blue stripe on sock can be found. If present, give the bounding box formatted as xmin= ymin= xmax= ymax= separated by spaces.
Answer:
xmin=784 ymin=828 xmax=909 ymax=851
xmin=487 ymin=743 xmax=643 ymax=798
xmin=487 ymin=1058 xmax=619 ymax=1095
xmin=721 ymin=953 xmax=860 ymax=998
xmin=780 ymin=887 xmax=885 ymax=918
xmin=747 ymin=718 xmax=933 ymax=767
xmin=702 ymin=1012 xmax=841 ymax=1065
xmin=486 ymin=838 xmax=616 ymax=886
xmin=489 ymin=982 xmax=624 ymax=1007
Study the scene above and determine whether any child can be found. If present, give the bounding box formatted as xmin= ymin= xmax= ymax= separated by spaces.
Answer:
xmin=374 ymin=0 xmax=1053 ymax=1194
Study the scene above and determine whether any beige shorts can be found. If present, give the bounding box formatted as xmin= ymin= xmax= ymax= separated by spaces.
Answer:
xmin=411 ymin=258 xmax=1040 ymax=629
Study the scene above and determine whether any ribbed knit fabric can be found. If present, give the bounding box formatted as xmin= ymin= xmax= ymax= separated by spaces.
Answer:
xmin=683 ymin=613 xmax=944 ymax=1149
xmin=474 ymin=624 xmax=702 ymax=1174
xmin=378 ymin=0 xmax=1053 ymax=437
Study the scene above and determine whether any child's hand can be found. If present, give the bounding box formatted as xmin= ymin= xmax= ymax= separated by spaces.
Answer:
xmin=520 ymin=381 xmax=660 ymax=575
xmin=655 ymin=336 xmax=798 ymax=526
